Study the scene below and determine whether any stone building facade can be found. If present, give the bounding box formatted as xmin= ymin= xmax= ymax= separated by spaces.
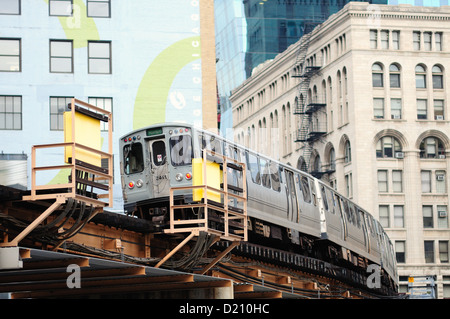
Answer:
xmin=230 ymin=2 xmax=450 ymax=297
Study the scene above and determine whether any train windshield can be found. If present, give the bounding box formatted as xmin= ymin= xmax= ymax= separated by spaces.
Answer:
xmin=123 ymin=143 xmax=144 ymax=174
xmin=169 ymin=135 xmax=192 ymax=166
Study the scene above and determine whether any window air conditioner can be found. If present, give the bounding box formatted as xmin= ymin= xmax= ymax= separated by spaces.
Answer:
xmin=436 ymin=174 xmax=445 ymax=181
xmin=439 ymin=154 xmax=446 ymax=159
xmin=438 ymin=211 xmax=447 ymax=218
xmin=395 ymin=152 xmax=404 ymax=159
xmin=436 ymin=115 xmax=444 ymax=120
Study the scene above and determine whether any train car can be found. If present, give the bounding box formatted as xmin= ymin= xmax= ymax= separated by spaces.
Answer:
xmin=119 ymin=123 xmax=398 ymax=292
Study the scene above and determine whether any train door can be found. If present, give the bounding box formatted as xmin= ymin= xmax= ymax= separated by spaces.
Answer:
xmin=284 ymin=169 xmax=298 ymax=223
xmin=226 ymin=145 xmax=244 ymax=210
xmin=296 ymin=173 xmax=321 ymax=237
xmin=147 ymin=139 xmax=170 ymax=197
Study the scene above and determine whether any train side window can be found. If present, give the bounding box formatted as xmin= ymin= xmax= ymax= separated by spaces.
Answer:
xmin=342 ymin=198 xmax=351 ymax=222
xmin=355 ymin=207 xmax=362 ymax=228
xmin=300 ymin=176 xmax=311 ymax=203
xmin=269 ymin=162 xmax=281 ymax=191
xmin=169 ymin=135 xmax=192 ymax=166
xmin=310 ymin=179 xmax=317 ymax=206
xmin=246 ymin=152 xmax=260 ymax=184
xmin=198 ymin=134 xmax=223 ymax=156
xmin=327 ymin=188 xmax=335 ymax=214
xmin=334 ymin=194 xmax=342 ymax=216
xmin=123 ymin=143 xmax=144 ymax=174
xmin=260 ymin=158 xmax=271 ymax=188
xmin=321 ymin=185 xmax=329 ymax=211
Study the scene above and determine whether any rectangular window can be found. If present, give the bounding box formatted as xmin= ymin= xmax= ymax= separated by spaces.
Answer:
xmin=393 ymin=170 xmax=403 ymax=192
xmin=395 ymin=241 xmax=405 ymax=263
xmin=394 ymin=205 xmax=404 ymax=228
xmin=49 ymin=0 xmax=72 ymax=16
xmin=434 ymin=100 xmax=444 ymax=120
xmin=435 ymin=32 xmax=442 ymax=51
xmin=440 ymin=241 xmax=449 ymax=263
xmin=373 ymin=98 xmax=384 ymax=119
xmin=0 ymin=95 xmax=22 ymax=130
xmin=370 ymin=30 xmax=378 ymax=49
xmin=417 ymin=99 xmax=427 ymax=120
xmin=391 ymin=98 xmax=402 ymax=119
xmin=0 ymin=0 xmax=20 ymax=15
xmin=424 ymin=241 xmax=434 ymax=263
xmin=424 ymin=32 xmax=432 ymax=51
xmin=416 ymin=73 xmax=426 ymax=89
xmin=88 ymin=97 xmax=112 ymax=131
xmin=390 ymin=72 xmax=401 ymax=88
xmin=377 ymin=170 xmax=388 ymax=192
xmin=421 ymin=170 xmax=431 ymax=193
xmin=392 ymin=30 xmax=400 ymax=50
xmin=413 ymin=31 xmax=421 ymax=50
xmin=381 ymin=30 xmax=389 ymax=49
xmin=436 ymin=170 xmax=446 ymax=194
xmin=87 ymin=0 xmax=110 ymax=18
xmin=379 ymin=205 xmax=390 ymax=228
xmin=423 ymin=205 xmax=433 ymax=228
xmin=345 ymin=173 xmax=352 ymax=198
xmin=50 ymin=96 xmax=72 ymax=130
xmin=0 ymin=38 xmax=21 ymax=72
xmin=50 ymin=40 xmax=73 ymax=73
xmin=437 ymin=205 xmax=448 ymax=229
xmin=372 ymin=73 xmax=383 ymax=88
xmin=88 ymin=41 xmax=111 ymax=74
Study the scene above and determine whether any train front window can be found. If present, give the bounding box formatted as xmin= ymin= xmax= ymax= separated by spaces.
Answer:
xmin=123 ymin=143 xmax=144 ymax=174
xmin=169 ymin=135 xmax=192 ymax=166
xmin=152 ymin=140 xmax=166 ymax=166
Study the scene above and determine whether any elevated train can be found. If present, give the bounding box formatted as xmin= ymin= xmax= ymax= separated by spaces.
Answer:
xmin=119 ymin=123 xmax=398 ymax=293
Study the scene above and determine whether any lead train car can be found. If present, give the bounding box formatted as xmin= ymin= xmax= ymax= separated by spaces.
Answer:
xmin=119 ymin=123 xmax=398 ymax=292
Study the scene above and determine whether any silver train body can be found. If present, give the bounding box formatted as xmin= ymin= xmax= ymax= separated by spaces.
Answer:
xmin=119 ymin=123 xmax=398 ymax=292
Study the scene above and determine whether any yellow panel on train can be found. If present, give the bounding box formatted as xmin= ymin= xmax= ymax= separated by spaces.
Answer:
xmin=64 ymin=111 xmax=101 ymax=167
xmin=192 ymin=158 xmax=221 ymax=202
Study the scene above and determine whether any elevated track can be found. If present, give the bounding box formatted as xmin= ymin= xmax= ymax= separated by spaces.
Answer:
xmin=0 ymin=185 xmax=399 ymax=299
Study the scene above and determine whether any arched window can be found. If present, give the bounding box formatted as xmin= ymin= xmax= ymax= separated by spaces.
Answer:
xmin=376 ymin=136 xmax=402 ymax=158
xmin=415 ymin=64 xmax=427 ymax=88
xmin=329 ymin=148 xmax=336 ymax=170
xmin=432 ymin=65 xmax=443 ymax=89
xmin=372 ymin=63 xmax=384 ymax=87
xmin=313 ymin=155 xmax=321 ymax=172
xmin=344 ymin=140 xmax=351 ymax=163
xmin=419 ymin=137 xmax=445 ymax=159
xmin=389 ymin=63 xmax=401 ymax=88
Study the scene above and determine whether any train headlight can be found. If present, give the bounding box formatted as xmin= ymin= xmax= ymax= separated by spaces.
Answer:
xmin=128 ymin=181 xmax=135 ymax=189
xmin=136 ymin=179 xmax=143 ymax=188
xmin=185 ymin=172 xmax=192 ymax=180
xmin=175 ymin=173 xmax=183 ymax=181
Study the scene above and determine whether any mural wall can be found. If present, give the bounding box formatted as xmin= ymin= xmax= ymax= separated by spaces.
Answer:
xmin=0 ymin=0 xmax=209 ymax=211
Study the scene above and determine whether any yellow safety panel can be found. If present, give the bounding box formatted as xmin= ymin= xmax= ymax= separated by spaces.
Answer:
xmin=64 ymin=111 xmax=101 ymax=166
xmin=192 ymin=158 xmax=221 ymax=202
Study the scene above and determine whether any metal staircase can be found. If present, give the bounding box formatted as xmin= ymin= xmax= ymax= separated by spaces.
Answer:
xmin=292 ymin=23 xmax=326 ymax=174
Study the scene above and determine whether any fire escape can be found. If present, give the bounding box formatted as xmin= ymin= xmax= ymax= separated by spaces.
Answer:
xmin=292 ymin=23 xmax=328 ymax=178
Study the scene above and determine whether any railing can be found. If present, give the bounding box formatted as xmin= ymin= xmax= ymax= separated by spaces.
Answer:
xmin=26 ymin=141 xmax=113 ymax=207
xmin=23 ymin=98 xmax=113 ymax=208
xmin=166 ymin=148 xmax=248 ymax=242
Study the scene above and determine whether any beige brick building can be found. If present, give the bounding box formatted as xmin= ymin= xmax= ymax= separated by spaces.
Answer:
xmin=230 ymin=2 xmax=450 ymax=297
